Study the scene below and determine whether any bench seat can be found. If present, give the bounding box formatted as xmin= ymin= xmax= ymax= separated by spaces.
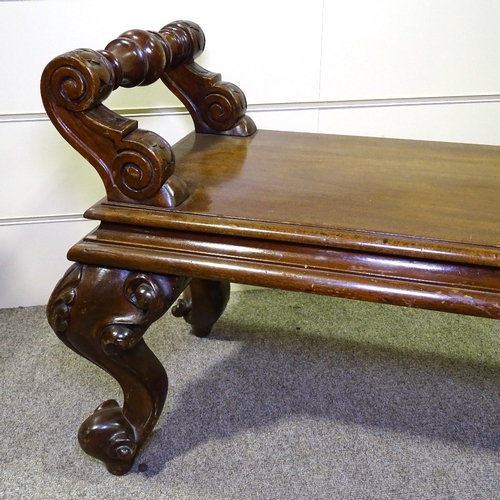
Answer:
xmin=42 ymin=20 xmax=500 ymax=475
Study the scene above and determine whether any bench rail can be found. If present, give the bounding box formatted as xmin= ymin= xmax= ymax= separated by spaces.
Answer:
xmin=41 ymin=20 xmax=256 ymax=208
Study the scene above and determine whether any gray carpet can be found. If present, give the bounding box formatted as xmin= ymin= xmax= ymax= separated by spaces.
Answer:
xmin=1 ymin=288 xmax=499 ymax=499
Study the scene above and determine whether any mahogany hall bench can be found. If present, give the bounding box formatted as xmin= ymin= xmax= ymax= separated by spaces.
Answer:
xmin=42 ymin=21 xmax=500 ymax=475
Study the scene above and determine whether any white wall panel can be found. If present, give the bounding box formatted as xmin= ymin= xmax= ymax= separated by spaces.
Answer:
xmin=0 ymin=120 xmax=104 ymax=219
xmin=247 ymin=109 xmax=319 ymax=133
xmin=0 ymin=219 xmax=98 ymax=308
xmin=0 ymin=0 xmax=323 ymax=115
xmin=318 ymin=101 xmax=500 ymax=145
xmin=321 ymin=1 xmax=500 ymax=101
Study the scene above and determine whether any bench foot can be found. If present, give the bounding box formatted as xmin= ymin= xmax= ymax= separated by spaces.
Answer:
xmin=172 ymin=278 xmax=230 ymax=337
xmin=46 ymin=263 xmax=189 ymax=475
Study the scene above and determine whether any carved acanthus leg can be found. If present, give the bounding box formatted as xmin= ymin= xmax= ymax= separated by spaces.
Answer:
xmin=171 ymin=278 xmax=230 ymax=337
xmin=47 ymin=263 xmax=189 ymax=475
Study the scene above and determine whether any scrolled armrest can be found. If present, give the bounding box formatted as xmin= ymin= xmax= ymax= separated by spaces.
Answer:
xmin=41 ymin=20 xmax=256 ymax=208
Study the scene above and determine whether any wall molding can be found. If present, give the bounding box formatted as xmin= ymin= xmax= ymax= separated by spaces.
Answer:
xmin=0 ymin=214 xmax=86 ymax=227
xmin=249 ymin=94 xmax=500 ymax=112
xmin=2 ymin=94 xmax=500 ymax=124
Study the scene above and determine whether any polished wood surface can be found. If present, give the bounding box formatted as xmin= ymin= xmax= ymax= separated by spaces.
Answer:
xmin=43 ymin=19 xmax=500 ymax=476
xmin=69 ymin=129 xmax=500 ymax=320
xmin=40 ymin=21 xmax=255 ymax=209
xmin=43 ymin=19 xmax=256 ymax=475
xmin=47 ymin=264 xmax=189 ymax=475
xmin=84 ymin=129 xmax=500 ymax=266
xmin=173 ymin=130 xmax=500 ymax=250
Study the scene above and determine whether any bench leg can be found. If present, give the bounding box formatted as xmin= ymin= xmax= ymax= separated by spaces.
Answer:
xmin=171 ymin=278 xmax=230 ymax=337
xmin=46 ymin=263 xmax=189 ymax=475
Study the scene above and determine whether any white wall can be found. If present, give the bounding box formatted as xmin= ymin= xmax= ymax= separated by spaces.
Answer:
xmin=1 ymin=0 xmax=500 ymax=308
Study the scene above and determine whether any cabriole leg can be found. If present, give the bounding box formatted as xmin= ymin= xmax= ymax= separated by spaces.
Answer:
xmin=46 ymin=263 xmax=189 ymax=475
xmin=172 ymin=278 xmax=230 ymax=337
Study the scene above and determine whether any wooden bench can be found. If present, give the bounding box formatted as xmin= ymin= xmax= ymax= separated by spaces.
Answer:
xmin=43 ymin=21 xmax=500 ymax=475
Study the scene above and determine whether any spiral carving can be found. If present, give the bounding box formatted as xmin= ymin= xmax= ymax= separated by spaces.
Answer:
xmin=159 ymin=22 xmax=256 ymax=136
xmin=46 ymin=50 xmax=115 ymax=112
xmin=46 ymin=265 xmax=187 ymax=474
xmin=48 ymin=288 xmax=77 ymax=334
xmin=78 ymin=400 xmax=137 ymax=476
xmin=41 ymin=18 xmax=255 ymax=211
xmin=112 ymin=149 xmax=157 ymax=199
xmin=112 ymin=129 xmax=175 ymax=201
xmin=99 ymin=273 xmax=160 ymax=350
xmin=201 ymin=83 xmax=247 ymax=131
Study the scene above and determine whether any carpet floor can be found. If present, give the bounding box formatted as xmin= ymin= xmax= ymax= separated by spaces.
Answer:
xmin=1 ymin=289 xmax=499 ymax=499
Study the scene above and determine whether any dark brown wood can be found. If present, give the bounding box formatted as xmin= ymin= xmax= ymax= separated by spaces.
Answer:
xmin=42 ymin=19 xmax=256 ymax=474
xmin=40 ymin=21 xmax=255 ymax=208
xmin=160 ymin=22 xmax=256 ymax=136
xmin=172 ymin=278 xmax=231 ymax=337
xmin=43 ymin=19 xmax=500 ymax=475
xmin=47 ymin=264 xmax=190 ymax=475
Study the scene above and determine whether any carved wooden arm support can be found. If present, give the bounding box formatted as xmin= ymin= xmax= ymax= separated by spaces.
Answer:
xmin=41 ymin=20 xmax=256 ymax=207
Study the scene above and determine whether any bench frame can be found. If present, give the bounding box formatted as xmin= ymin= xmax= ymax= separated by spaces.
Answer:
xmin=42 ymin=21 xmax=500 ymax=475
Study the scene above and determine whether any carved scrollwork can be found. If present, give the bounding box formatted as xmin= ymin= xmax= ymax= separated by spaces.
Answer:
xmin=46 ymin=264 xmax=190 ymax=474
xmin=160 ymin=21 xmax=256 ymax=136
xmin=46 ymin=264 xmax=82 ymax=345
xmin=47 ymin=50 xmax=115 ymax=112
xmin=201 ymin=82 xmax=248 ymax=132
xmin=78 ymin=400 xmax=137 ymax=476
xmin=124 ymin=272 xmax=160 ymax=310
xmin=41 ymin=32 xmax=187 ymax=208
xmin=41 ymin=20 xmax=257 ymax=209
xmin=99 ymin=273 xmax=165 ymax=351
xmin=111 ymin=129 xmax=175 ymax=201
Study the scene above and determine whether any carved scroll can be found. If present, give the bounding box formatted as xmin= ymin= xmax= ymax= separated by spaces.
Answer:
xmin=160 ymin=21 xmax=257 ymax=136
xmin=47 ymin=264 xmax=190 ymax=474
xmin=41 ymin=21 xmax=256 ymax=208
